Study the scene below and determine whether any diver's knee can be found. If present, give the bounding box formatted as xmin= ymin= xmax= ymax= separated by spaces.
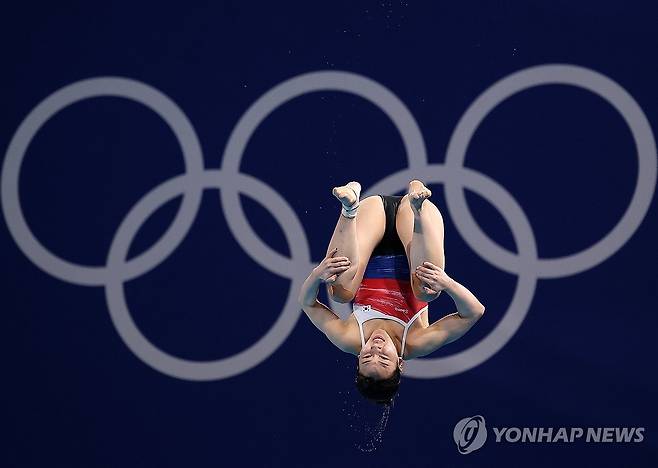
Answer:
xmin=411 ymin=280 xmax=440 ymax=302
xmin=414 ymin=290 xmax=439 ymax=302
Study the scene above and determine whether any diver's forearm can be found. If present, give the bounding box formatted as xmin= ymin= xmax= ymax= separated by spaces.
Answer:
xmin=298 ymin=271 xmax=323 ymax=307
xmin=445 ymin=279 xmax=485 ymax=318
xmin=298 ymin=271 xmax=342 ymax=332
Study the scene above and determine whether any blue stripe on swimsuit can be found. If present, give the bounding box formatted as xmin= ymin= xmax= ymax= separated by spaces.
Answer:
xmin=363 ymin=254 xmax=410 ymax=280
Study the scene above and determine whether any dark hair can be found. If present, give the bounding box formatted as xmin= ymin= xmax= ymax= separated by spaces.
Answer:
xmin=355 ymin=366 xmax=401 ymax=406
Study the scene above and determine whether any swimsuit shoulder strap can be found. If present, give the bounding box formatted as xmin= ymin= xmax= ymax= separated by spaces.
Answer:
xmin=401 ymin=307 xmax=428 ymax=359
xmin=352 ymin=307 xmax=368 ymax=349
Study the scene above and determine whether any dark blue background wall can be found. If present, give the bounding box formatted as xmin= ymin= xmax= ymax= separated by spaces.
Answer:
xmin=2 ymin=1 xmax=657 ymax=466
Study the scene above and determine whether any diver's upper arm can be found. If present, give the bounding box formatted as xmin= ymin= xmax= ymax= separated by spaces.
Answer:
xmin=301 ymin=301 xmax=360 ymax=354
xmin=407 ymin=310 xmax=483 ymax=358
xmin=323 ymin=318 xmax=360 ymax=355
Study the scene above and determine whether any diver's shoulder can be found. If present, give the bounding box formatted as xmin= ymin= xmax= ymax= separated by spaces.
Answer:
xmin=333 ymin=314 xmax=361 ymax=355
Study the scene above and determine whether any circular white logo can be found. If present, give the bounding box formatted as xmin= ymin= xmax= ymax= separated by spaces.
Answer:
xmin=454 ymin=415 xmax=488 ymax=454
xmin=2 ymin=66 xmax=655 ymax=380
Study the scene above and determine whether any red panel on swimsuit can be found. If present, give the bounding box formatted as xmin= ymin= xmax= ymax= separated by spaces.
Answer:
xmin=354 ymin=277 xmax=427 ymax=322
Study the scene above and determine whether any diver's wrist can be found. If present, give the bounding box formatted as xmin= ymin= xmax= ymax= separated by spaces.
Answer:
xmin=310 ymin=267 xmax=321 ymax=281
xmin=443 ymin=277 xmax=458 ymax=294
xmin=311 ymin=268 xmax=327 ymax=286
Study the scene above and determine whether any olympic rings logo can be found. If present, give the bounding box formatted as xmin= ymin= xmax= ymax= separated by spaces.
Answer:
xmin=2 ymin=65 xmax=656 ymax=381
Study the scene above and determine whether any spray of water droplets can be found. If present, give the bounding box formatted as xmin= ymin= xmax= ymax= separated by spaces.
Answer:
xmin=355 ymin=403 xmax=392 ymax=452
xmin=339 ymin=388 xmax=394 ymax=452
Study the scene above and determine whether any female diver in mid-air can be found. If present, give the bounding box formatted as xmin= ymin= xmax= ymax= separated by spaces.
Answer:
xmin=298 ymin=180 xmax=485 ymax=405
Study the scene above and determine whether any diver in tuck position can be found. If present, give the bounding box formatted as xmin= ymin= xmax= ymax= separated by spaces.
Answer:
xmin=298 ymin=180 xmax=486 ymax=405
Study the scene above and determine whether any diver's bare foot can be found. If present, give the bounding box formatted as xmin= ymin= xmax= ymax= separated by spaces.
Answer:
xmin=332 ymin=181 xmax=361 ymax=209
xmin=408 ymin=179 xmax=432 ymax=213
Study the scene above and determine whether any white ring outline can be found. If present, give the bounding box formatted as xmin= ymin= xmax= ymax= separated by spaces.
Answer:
xmin=220 ymin=70 xmax=428 ymax=275
xmin=367 ymin=165 xmax=538 ymax=378
xmin=105 ymin=171 xmax=308 ymax=380
xmin=0 ymin=77 xmax=205 ymax=286
xmin=445 ymin=64 xmax=657 ymax=278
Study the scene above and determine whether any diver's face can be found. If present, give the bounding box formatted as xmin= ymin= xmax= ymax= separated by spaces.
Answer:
xmin=358 ymin=329 xmax=402 ymax=380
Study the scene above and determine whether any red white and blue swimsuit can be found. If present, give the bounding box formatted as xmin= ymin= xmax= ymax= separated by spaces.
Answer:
xmin=352 ymin=195 xmax=428 ymax=358
xmin=354 ymin=254 xmax=427 ymax=321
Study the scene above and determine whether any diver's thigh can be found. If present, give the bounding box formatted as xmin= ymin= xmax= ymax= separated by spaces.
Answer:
xmin=395 ymin=194 xmax=414 ymax=249
xmin=327 ymin=196 xmax=386 ymax=302
xmin=353 ymin=195 xmax=386 ymax=271
xmin=396 ymin=196 xmax=446 ymax=269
